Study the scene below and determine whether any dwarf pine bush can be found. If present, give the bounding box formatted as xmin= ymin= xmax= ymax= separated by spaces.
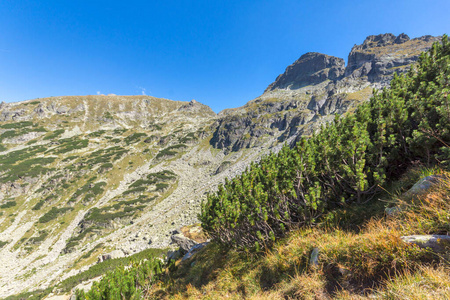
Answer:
xmin=200 ymin=35 xmax=450 ymax=250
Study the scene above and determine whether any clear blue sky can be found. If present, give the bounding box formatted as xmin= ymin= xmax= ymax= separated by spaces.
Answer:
xmin=0 ymin=1 xmax=449 ymax=112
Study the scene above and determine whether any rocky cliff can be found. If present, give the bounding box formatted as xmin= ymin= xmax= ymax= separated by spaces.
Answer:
xmin=265 ymin=52 xmax=345 ymax=91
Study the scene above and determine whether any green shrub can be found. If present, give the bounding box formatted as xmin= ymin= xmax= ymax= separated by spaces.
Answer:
xmin=75 ymin=257 xmax=163 ymax=299
xmin=155 ymin=144 xmax=187 ymax=159
xmin=155 ymin=183 xmax=169 ymax=191
xmin=0 ymin=201 xmax=17 ymax=209
xmin=84 ymin=205 xmax=139 ymax=224
xmin=32 ymin=200 xmax=45 ymax=210
xmin=122 ymin=186 xmax=146 ymax=195
xmin=201 ymin=36 xmax=450 ymax=250
xmin=38 ymin=207 xmax=73 ymax=223
xmin=147 ymin=170 xmax=176 ymax=181
xmin=28 ymin=231 xmax=48 ymax=244
xmin=98 ymin=162 xmax=113 ymax=173
xmin=43 ymin=129 xmax=65 ymax=140
xmin=0 ymin=121 xmax=33 ymax=129
xmin=53 ymin=138 xmax=88 ymax=154
xmin=59 ymin=248 xmax=165 ymax=293
xmin=124 ymin=132 xmax=147 ymax=144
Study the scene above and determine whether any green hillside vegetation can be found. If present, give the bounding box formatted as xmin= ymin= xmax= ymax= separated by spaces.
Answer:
xmin=200 ymin=35 xmax=450 ymax=250
xmin=65 ymin=36 xmax=450 ymax=299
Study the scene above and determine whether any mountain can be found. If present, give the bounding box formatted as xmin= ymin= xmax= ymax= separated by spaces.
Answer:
xmin=0 ymin=33 xmax=439 ymax=297
xmin=211 ymin=33 xmax=439 ymax=152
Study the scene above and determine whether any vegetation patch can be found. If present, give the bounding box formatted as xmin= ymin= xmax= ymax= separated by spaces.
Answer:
xmin=27 ymin=230 xmax=48 ymax=245
xmin=201 ymin=37 xmax=450 ymax=250
xmin=122 ymin=186 xmax=147 ymax=196
xmin=87 ymin=130 xmax=106 ymax=138
xmin=0 ymin=121 xmax=34 ymax=129
xmin=43 ymin=129 xmax=65 ymax=140
xmin=147 ymin=170 xmax=176 ymax=181
xmin=124 ymin=132 xmax=147 ymax=145
xmin=38 ymin=207 xmax=73 ymax=223
xmin=179 ymin=132 xmax=197 ymax=143
xmin=52 ymin=137 xmax=89 ymax=154
xmin=155 ymin=144 xmax=187 ymax=159
xmin=59 ymin=248 xmax=165 ymax=294
xmin=0 ymin=201 xmax=17 ymax=209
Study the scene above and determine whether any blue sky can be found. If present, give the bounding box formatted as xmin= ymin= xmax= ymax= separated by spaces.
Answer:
xmin=0 ymin=1 xmax=449 ymax=112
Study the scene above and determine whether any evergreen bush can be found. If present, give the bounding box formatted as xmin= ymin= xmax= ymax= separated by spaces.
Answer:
xmin=200 ymin=36 xmax=450 ymax=250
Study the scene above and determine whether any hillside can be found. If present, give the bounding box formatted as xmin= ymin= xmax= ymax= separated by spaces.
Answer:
xmin=75 ymin=34 xmax=450 ymax=300
xmin=0 ymin=33 xmax=440 ymax=298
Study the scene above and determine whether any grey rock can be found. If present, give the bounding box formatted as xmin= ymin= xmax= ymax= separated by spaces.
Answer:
xmin=182 ymin=242 xmax=209 ymax=261
xmin=97 ymin=250 xmax=125 ymax=263
xmin=309 ymin=247 xmax=319 ymax=266
xmin=385 ymin=206 xmax=403 ymax=216
xmin=395 ymin=33 xmax=410 ymax=44
xmin=166 ymin=249 xmax=182 ymax=262
xmin=401 ymin=235 xmax=450 ymax=252
xmin=404 ymin=175 xmax=443 ymax=198
xmin=177 ymin=99 xmax=216 ymax=116
xmin=171 ymin=233 xmax=197 ymax=253
xmin=266 ymin=52 xmax=345 ymax=91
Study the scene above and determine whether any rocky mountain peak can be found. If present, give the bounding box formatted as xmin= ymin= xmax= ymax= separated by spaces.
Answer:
xmin=345 ymin=33 xmax=439 ymax=84
xmin=265 ymin=52 xmax=345 ymax=92
xmin=358 ymin=33 xmax=410 ymax=50
xmin=265 ymin=33 xmax=437 ymax=94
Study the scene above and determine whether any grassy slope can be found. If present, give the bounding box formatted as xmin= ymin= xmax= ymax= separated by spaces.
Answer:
xmin=144 ymin=166 xmax=450 ymax=299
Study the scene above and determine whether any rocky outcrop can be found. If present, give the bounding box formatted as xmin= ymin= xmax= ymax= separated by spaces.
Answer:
xmin=177 ymin=99 xmax=216 ymax=117
xmin=171 ymin=233 xmax=197 ymax=253
xmin=345 ymin=33 xmax=440 ymax=86
xmin=266 ymin=52 xmax=345 ymax=91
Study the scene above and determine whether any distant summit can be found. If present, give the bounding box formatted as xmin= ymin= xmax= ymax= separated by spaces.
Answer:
xmin=265 ymin=52 xmax=345 ymax=91
xmin=266 ymin=33 xmax=440 ymax=92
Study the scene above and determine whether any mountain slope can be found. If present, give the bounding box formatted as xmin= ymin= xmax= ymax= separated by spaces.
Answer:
xmin=0 ymin=33 xmax=440 ymax=297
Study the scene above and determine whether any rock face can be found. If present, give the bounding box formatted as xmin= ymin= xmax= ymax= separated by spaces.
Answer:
xmin=345 ymin=33 xmax=440 ymax=86
xmin=265 ymin=52 xmax=345 ymax=91
xmin=211 ymin=33 xmax=440 ymax=152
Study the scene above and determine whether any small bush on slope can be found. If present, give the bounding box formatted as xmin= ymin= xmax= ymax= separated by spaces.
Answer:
xmin=200 ymin=35 xmax=450 ymax=250
xmin=75 ymin=257 xmax=163 ymax=300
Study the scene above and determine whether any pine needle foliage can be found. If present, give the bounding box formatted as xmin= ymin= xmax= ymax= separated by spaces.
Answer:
xmin=75 ymin=258 xmax=163 ymax=300
xmin=200 ymin=35 xmax=450 ymax=250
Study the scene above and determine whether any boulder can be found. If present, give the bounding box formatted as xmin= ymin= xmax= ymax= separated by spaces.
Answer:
xmin=97 ymin=249 xmax=125 ymax=263
xmin=401 ymin=235 xmax=450 ymax=252
xmin=171 ymin=233 xmax=197 ymax=253
xmin=166 ymin=249 xmax=182 ymax=262
xmin=182 ymin=242 xmax=209 ymax=261
xmin=403 ymin=175 xmax=444 ymax=198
